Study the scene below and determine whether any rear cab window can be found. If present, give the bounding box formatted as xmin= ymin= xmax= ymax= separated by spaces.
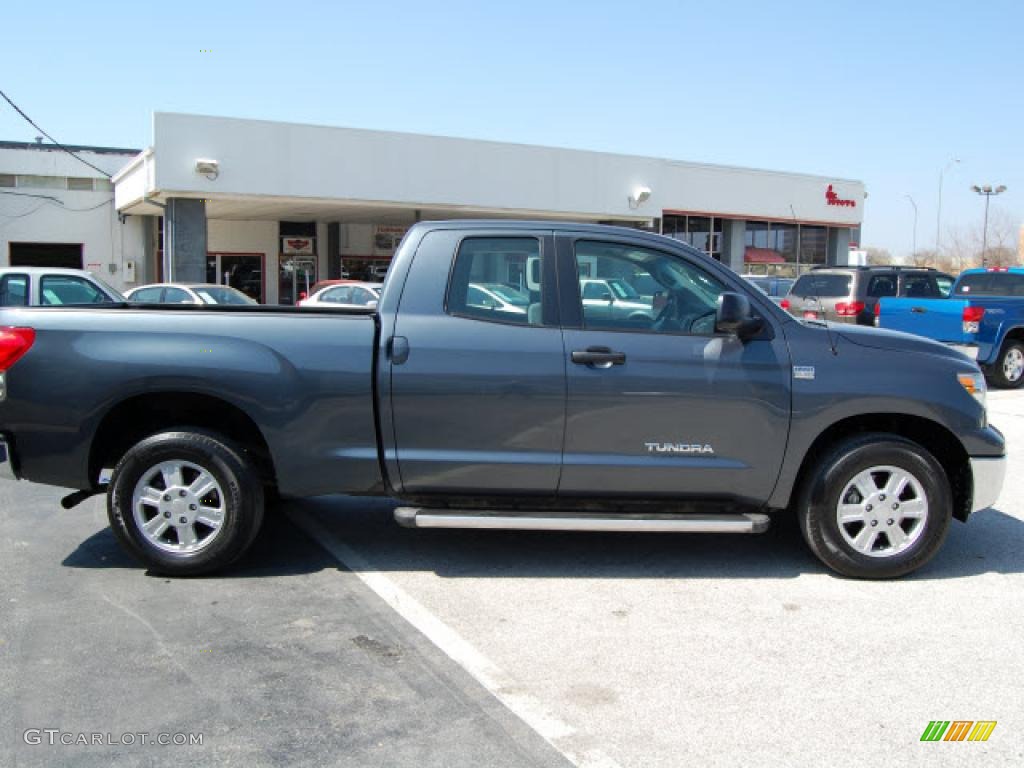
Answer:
xmin=956 ymin=273 xmax=1024 ymax=296
xmin=447 ymin=237 xmax=545 ymax=326
xmin=791 ymin=273 xmax=853 ymax=298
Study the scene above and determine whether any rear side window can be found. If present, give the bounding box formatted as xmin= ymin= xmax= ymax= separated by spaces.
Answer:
xmin=447 ymin=237 xmax=543 ymax=326
xmin=956 ymin=273 xmax=1024 ymax=296
xmin=40 ymin=275 xmax=113 ymax=305
xmin=791 ymin=273 xmax=852 ymax=298
xmin=130 ymin=287 xmax=163 ymax=302
xmin=902 ymin=275 xmax=939 ymax=298
xmin=320 ymin=286 xmax=352 ymax=303
xmin=0 ymin=274 xmax=29 ymax=306
xmin=866 ymin=275 xmax=897 ymax=298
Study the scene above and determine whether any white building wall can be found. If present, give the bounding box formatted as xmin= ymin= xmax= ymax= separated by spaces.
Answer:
xmin=145 ymin=113 xmax=865 ymax=227
xmin=0 ymin=145 xmax=145 ymax=291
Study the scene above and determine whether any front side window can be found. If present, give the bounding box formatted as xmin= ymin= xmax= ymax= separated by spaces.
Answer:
xmin=321 ymin=286 xmax=352 ymax=303
xmin=574 ymin=241 xmax=727 ymax=335
xmin=40 ymin=276 xmax=113 ymax=306
xmin=447 ymin=237 xmax=543 ymax=326
xmin=0 ymin=274 xmax=29 ymax=306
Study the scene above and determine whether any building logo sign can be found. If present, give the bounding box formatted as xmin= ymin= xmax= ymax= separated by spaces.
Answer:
xmin=282 ymin=238 xmax=314 ymax=256
xmin=825 ymin=184 xmax=857 ymax=208
xmin=920 ymin=720 xmax=997 ymax=742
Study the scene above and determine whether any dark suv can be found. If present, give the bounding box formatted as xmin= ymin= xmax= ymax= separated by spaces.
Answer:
xmin=784 ymin=266 xmax=954 ymax=325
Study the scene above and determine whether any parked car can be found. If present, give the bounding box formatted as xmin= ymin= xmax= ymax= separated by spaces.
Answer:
xmin=298 ymin=282 xmax=381 ymax=308
xmin=0 ymin=267 xmax=123 ymax=306
xmin=784 ymin=266 xmax=954 ymax=325
xmin=0 ymin=221 xmax=1003 ymax=580
xmin=125 ymin=283 xmax=257 ymax=305
xmin=742 ymin=275 xmax=794 ymax=305
xmin=578 ymin=278 xmax=654 ymax=325
xmin=877 ymin=266 xmax=1024 ymax=388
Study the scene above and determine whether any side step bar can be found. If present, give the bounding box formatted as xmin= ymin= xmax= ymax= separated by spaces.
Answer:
xmin=394 ymin=508 xmax=770 ymax=534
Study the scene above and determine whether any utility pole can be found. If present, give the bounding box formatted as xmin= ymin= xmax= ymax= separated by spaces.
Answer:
xmin=936 ymin=158 xmax=959 ymax=252
xmin=905 ymin=195 xmax=918 ymax=263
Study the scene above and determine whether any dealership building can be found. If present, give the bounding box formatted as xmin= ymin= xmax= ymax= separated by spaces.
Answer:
xmin=3 ymin=113 xmax=865 ymax=302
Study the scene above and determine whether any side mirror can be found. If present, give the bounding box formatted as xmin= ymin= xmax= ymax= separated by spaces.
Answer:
xmin=716 ymin=292 xmax=763 ymax=340
xmin=600 ymin=291 xmax=613 ymax=302
xmin=367 ymin=300 xmax=379 ymax=309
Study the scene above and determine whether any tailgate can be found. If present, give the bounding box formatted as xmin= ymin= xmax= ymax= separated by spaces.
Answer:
xmin=877 ymin=297 xmax=968 ymax=342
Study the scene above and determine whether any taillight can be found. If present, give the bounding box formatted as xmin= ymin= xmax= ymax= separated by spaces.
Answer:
xmin=0 ymin=327 xmax=35 ymax=371
xmin=963 ymin=306 xmax=985 ymax=334
xmin=780 ymin=298 xmax=790 ymax=310
xmin=873 ymin=301 xmax=881 ymax=326
xmin=834 ymin=301 xmax=865 ymax=317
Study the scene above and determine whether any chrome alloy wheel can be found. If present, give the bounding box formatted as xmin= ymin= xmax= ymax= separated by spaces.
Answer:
xmin=1003 ymin=347 xmax=1024 ymax=383
xmin=835 ymin=465 xmax=928 ymax=558
xmin=132 ymin=460 xmax=227 ymax=554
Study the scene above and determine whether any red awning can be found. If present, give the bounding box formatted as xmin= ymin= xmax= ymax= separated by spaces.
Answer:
xmin=744 ymin=247 xmax=785 ymax=264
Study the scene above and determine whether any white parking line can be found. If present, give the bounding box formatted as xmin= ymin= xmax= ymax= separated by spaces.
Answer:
xmin=288 ymin=506 xmax=621 ymax=768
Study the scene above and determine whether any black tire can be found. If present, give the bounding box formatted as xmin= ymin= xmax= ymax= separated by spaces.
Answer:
xmin=107 ymin=430 xmax=264 ymax=576
xmin=797 ymin=433 xmax=952 ymax=579
xmin=986 ymin=340 xmax=1024 ymax=389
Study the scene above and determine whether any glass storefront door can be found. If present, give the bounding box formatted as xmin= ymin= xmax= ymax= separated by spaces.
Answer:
xmin=207 ymin=253 xmax=265 ymax=303
xmin=278 ymin=258 xmax=317 ymax=304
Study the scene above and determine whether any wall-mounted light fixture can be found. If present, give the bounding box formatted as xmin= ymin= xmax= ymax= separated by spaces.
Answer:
xmin=195 ymin=158 xmax=219 ymax=180
xmin=628 ymin=186 xmax=652 ymax=209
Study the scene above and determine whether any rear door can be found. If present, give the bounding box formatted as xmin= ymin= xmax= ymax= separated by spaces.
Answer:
xmin=388 ymin=229 xmax=565 ymax=495
xmin=555 ymin=233 xmax=791 ymax=503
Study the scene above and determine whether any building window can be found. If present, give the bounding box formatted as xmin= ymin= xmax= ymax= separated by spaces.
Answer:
xmin=16 ymin=175 xmax=64 ymax=190
xmin=799 ymin=225 xmax=827 ymax=265
xmin=745 ymin=221 xmax=769 ymax=249
xmin=67 ymin=177 xmax=95 ymax=191
xmin=769 ymin=222 xmax=798 ymax=262
xmin=661 ymin=215 xmax=723 ymax=261
xmin=0 ymin=174 xmax=15 ymax=188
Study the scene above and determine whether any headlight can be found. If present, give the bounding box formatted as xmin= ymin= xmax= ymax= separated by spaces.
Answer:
xmin=957 ymin=371 xmax=987 ymax=410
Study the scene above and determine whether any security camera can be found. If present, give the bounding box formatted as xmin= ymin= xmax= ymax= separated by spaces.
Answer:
xmin=195 ymin=158 xmax=219 ymax=179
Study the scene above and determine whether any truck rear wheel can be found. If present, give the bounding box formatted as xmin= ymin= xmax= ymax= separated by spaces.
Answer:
xmin=107 ymin=430 xmax=264 ymax=576
xmin=797 ymin=434 xmax=951 ymax=579
xmin=988 ymin=341 xmax=1024 ymax=389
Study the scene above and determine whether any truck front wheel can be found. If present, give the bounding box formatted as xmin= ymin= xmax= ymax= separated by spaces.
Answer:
xmin=797 ymin=434 xmax=952 ymax=579
xmin=107 ymin=430 xmax=264 ymax=576
xmin=988 ymin=341 xmax=1024 ymax=389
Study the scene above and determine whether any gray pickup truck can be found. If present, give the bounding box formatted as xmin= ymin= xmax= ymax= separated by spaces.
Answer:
xmin=0 ymin=221 xmax=1006 ymax=579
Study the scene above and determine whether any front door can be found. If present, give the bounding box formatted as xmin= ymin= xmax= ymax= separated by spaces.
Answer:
xmin=389 ymin=229 xmax=565 ymax=496
xmin=556 ymin=234 xmax=791 ymax=504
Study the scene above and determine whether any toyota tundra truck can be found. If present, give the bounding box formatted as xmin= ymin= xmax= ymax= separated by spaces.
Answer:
xmin=0 ymin=221 xmax=1006 ymax=579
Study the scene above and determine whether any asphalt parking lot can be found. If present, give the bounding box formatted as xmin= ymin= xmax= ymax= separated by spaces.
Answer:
xmin=3 ymin=392 xmax=1024 ymax=767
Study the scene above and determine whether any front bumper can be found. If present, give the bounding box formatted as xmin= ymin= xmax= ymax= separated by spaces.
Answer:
xmin=950 ymin=343 xmax=979 ymax=360
xmin=970 ymin=455 xmax=1006 ymax=513
xmin=0 ymin=436 xmax=19 ymax=482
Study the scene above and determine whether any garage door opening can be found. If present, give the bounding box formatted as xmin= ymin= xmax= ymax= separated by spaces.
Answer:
xmin=9 ymin=242 xmax=83 ymax=269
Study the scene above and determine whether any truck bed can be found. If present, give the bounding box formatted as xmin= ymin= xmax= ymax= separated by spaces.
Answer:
xmin=0 ymin=304 xmax=383 ymax=496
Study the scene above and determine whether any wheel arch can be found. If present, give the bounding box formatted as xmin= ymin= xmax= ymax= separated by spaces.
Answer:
xmin=788 ymin=413 xmax=971 ymax=522
xmin=89 ymin=392 xmax=276 ymax=490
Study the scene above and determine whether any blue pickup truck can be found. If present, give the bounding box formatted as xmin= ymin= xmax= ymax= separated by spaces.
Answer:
xmin=878 ymin=267 xmax=1024 ymax=388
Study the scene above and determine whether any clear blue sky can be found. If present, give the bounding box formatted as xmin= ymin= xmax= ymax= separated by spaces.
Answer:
xmin=2 ymin=0 xmax=1020 ymax=256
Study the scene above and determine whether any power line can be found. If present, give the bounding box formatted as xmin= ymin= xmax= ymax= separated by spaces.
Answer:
xmin=0 ymin=88 xmax=112 ymax=177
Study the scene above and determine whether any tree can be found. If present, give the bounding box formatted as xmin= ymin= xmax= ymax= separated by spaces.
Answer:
xmin=942 ymin=206 xmax=1021 ymax=271
xmin=864 ymin=247 xmax=893 ymax=265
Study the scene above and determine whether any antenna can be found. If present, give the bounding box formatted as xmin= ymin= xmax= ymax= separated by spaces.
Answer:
xmin=791 ymin=203 xmax=837 ymax=355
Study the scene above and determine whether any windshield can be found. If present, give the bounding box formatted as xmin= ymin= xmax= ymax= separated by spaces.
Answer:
xmin=194 ymin=286 xmax=257 ymax=305
xmin=791 ymin=273 xmax=852 ymax=298
xmin=955 ymin=273 xmax=1024 ymax=297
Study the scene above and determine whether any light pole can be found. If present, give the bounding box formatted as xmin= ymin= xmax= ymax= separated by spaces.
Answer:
xmin=971 ymin=184 xmax=1007 ymax=267
xmin=936 ymin=157 xmax=959 ymax=252
xmin=905 ymin=195 xmax=918 ymax=262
